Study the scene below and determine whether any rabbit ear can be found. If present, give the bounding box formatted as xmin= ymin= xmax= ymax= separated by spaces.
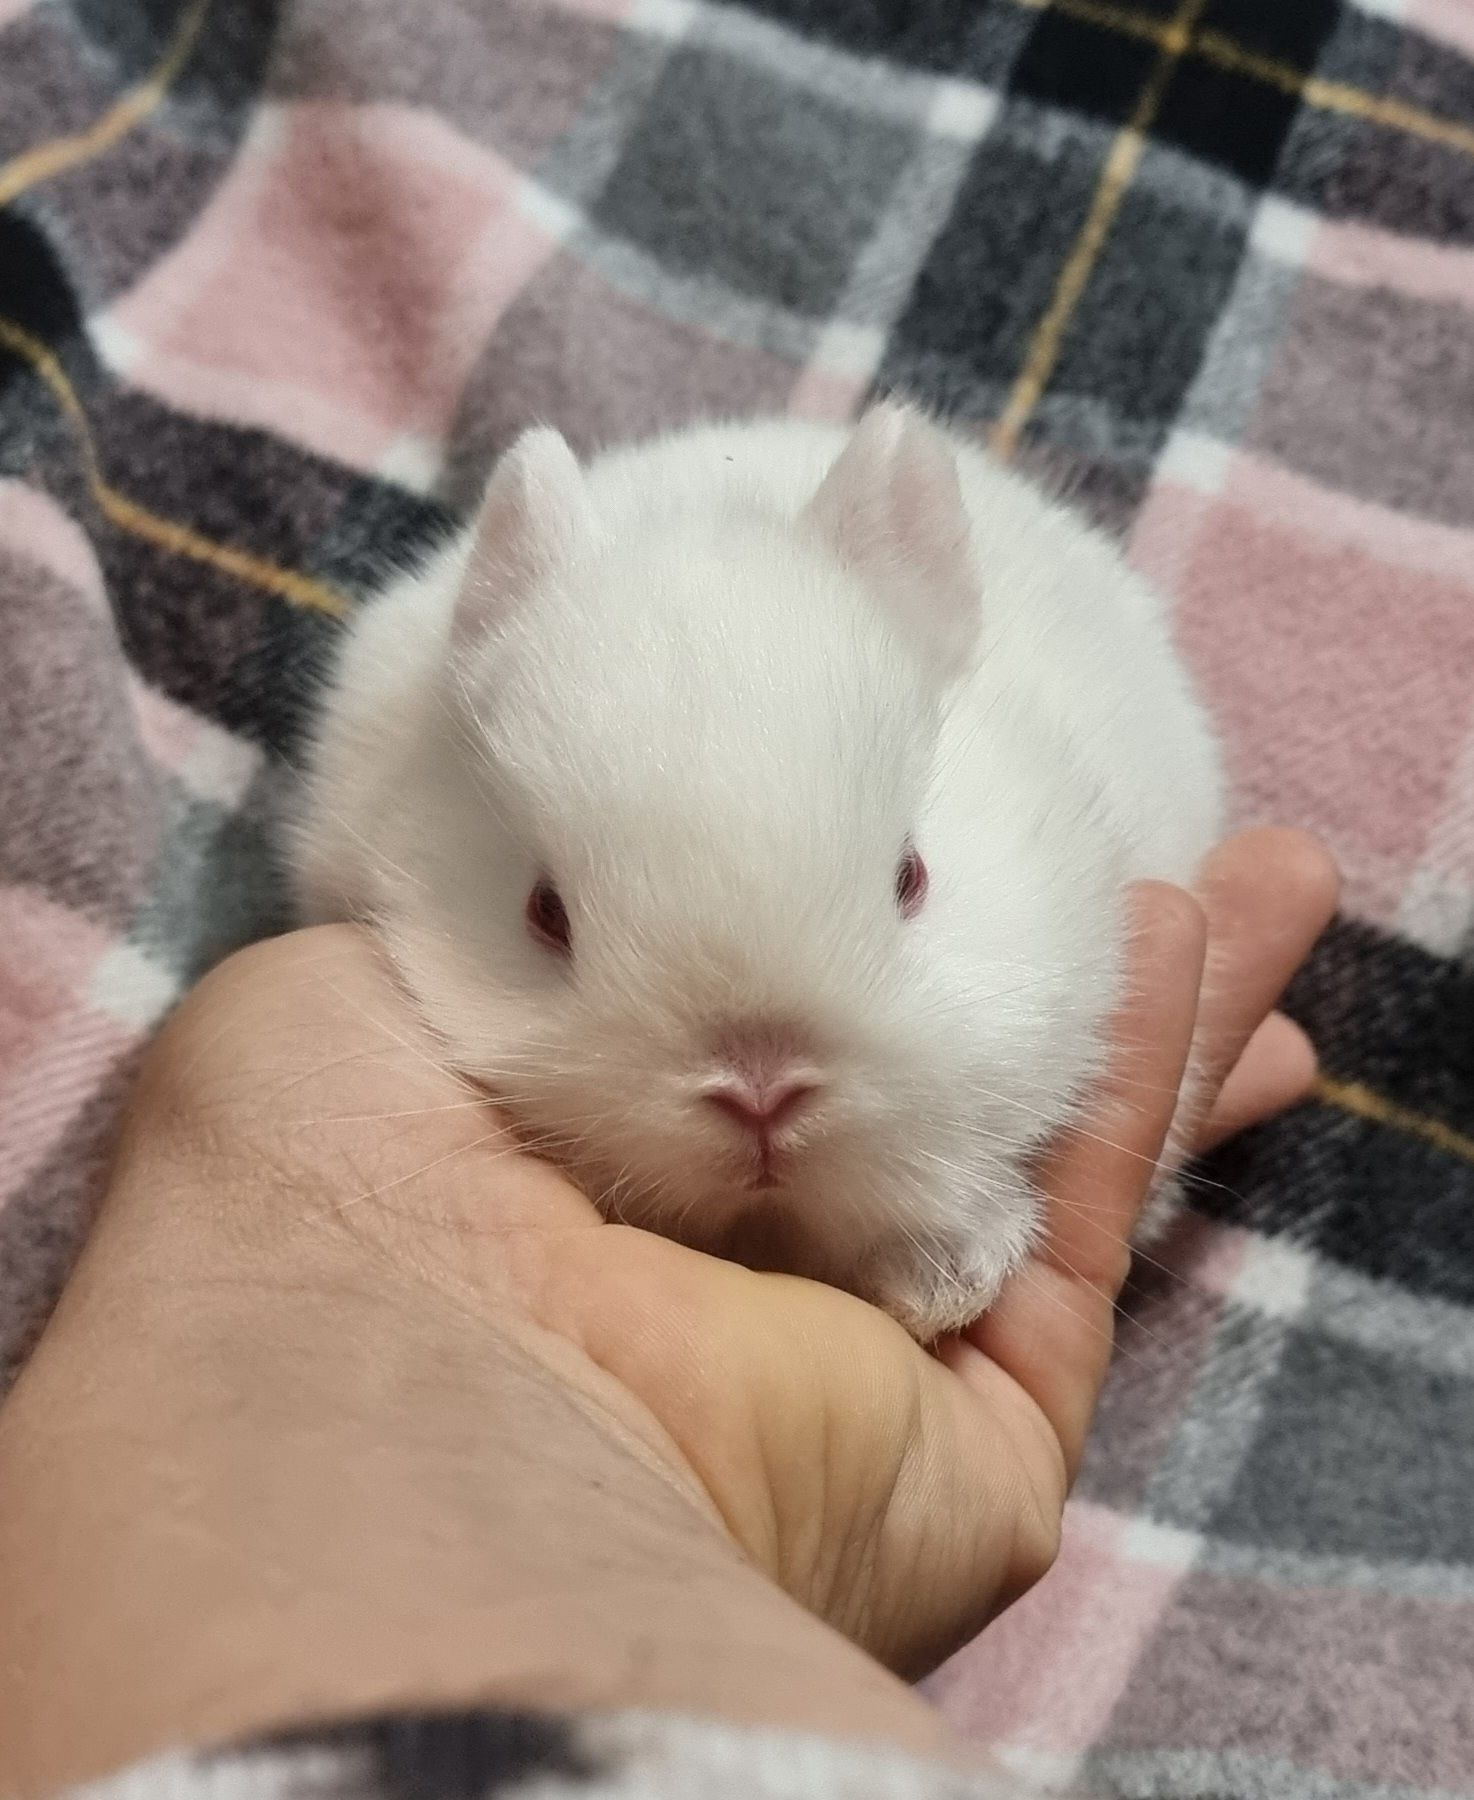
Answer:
xmin=453 ymin=428 xmax=590 ymax=645
xmin=804 ymin=402 xmax=981 ymax=683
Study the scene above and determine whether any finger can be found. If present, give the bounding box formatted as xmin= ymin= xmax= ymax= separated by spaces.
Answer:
xmin=1197 ymin=1010 xmax=1317 ymax=1152
xmin=1035 ymin=881 xmax=1209 ymax=1282
xmin=955 ymin=881 xmax=1207 ymax=1479
xmin=958 ymin=831 xmax=1338 ymax=1482
xmin=1033 ymin=830 xmax=1334 ymax=1283
xmin=1189 ymin=828 xmax=1339 ymax=1112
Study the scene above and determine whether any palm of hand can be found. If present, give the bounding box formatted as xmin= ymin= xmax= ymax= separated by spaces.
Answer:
xmin=176 ymin=829 xmax=1333 ymax=1677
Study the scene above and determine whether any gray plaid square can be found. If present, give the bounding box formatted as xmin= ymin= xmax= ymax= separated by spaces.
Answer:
xmin=592 ymin=42 xmax=915 ymax=316
xmin=1208 ymin=1319 xmax=1474 ymax=1563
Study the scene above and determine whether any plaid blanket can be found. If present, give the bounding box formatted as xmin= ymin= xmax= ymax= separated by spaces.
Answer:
xmin=2 ymin=1 xmax=1472 ymax=1794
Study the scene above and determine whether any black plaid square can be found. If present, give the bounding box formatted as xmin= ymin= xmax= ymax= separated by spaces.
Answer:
xmin=305 ymin=474 xmax=452 ymax=599
xmin=76 ymin=387 xmax=370 ymax=751
xmin=1010 ymin=5 xmax=1158 ymax=130
xmin=1209 ymin=1103 xmax=1474 ymax=1311
xmin=1099 ymin=0 xmax=1191 ymax=14
xmin=1204 ymin=921 xmax=1474 ymax=1308
xmin=0 ymin=211 xmax=86 ymax=359
xmin=731 ymin=0 xmax=1030 ymax=84
xmin=72 ymin=0 xmax=277 ymax=147
xmin=1198 ymin=0 xmax=1342 ymax=66
xmin=877 ymin=106 xmax=1115 ymax=423
xmin=1155 ymin=1 xmax=1342 ymax=191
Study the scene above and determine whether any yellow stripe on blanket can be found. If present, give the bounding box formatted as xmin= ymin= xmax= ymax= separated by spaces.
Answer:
xmin=990 ymin=0 xmax=1210 ymax=459
xmin=1198 ymin=30 xmax=1474 ymax=165
xmin=0 ymin=0 xmax=213 ymax=206
xmin=0 ymin=316 xmax=349 ymax=618
xmin=1316 ymin=1075 xmax=1474 ymax=1169
xmin=1011 ymin=0 xmax=1474 ymax=167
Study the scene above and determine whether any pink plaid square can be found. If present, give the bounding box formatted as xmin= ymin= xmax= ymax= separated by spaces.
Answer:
xmin=1137 ymin=469 xmax=1474 ymax=926
xmin=0 ymin=480 xmax=104 ymax=603
xmin=1310 ymin=216 xmax=1474 ymax=313
xmin=108 ymin=101 xmax=562 ymax=475
xmin=0 ymin=887 xmax=134 ymax=1208
xmin=928 ymin=1501 xmax=1191 ymax=1759
xmin=1411 ymin=0 xmax=1474 ymax=58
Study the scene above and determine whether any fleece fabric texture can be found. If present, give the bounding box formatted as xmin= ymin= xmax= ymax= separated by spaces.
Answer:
xmin=2 ymin=3 xmax=1473 ymax=1796
xmin=63 ymin=1707 xmax=1057 ymax=1800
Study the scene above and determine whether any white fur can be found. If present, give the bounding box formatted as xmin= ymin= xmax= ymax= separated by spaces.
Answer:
xmin=292 ymin=408 xmax=1223 ymax=1338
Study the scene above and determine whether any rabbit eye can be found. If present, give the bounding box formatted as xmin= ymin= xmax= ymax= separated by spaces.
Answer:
xmin=526 ymin=879 xmax=572 ymax=954
xmin=895 ymin=843 xmax=928 ymax=919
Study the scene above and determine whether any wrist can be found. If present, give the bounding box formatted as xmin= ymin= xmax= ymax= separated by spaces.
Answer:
xmin=0 ymin=1165 xmax=944 ymax=1793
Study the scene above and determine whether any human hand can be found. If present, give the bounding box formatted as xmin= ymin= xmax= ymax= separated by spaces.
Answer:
xmin=402 ymin=826 xmax=1334 ymax=1669
xmin=0 ymin=829 xmax=1336 ymax=1792
xmin=141 ymin=830 xmax=1336 ymax=1659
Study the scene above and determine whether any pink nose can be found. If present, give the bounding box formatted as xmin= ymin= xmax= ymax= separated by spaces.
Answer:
xmin=704 ymin=1078 xmax=817 ymax=1137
